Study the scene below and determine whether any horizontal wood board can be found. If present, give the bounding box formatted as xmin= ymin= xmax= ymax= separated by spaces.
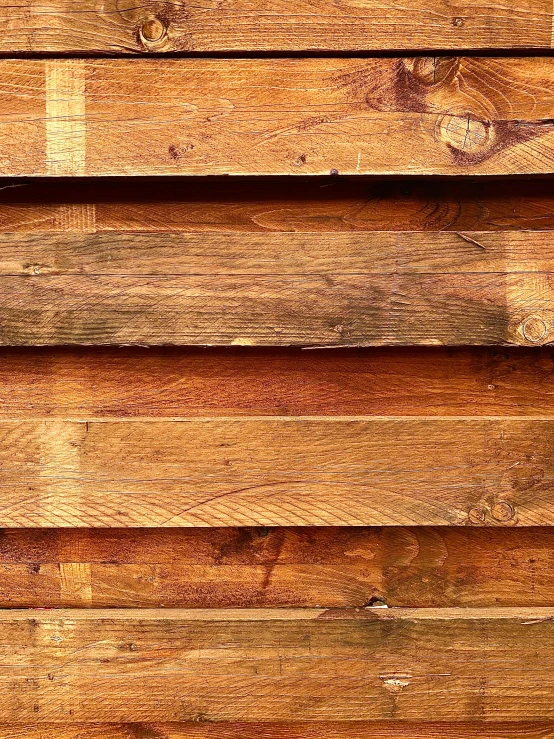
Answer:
xmin=1 ymin=179 xmax=554 ymax=345
xmin=0 ymin=417 xmax=551 ymax=527
xmin=1 ymin=346 xmax=553 ymax=417
xmin=1 ymin=724 xmax=554 ymax=739
xmin=0 ymin=0 xmax=552 ymax=52
xmin=1 ymin=230 xmax=553 ymax=346
xmin=1 ymin=608 xmax=554 ymax=722
xmin=2 ymin=58 xmax=554 ymax=176
xmin=1 ymin=526 xmax=554 ymax=607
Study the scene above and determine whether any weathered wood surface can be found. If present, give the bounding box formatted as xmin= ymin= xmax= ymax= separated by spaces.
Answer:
xmin=1 ymin=230 xmax=553 ymax=346
xmin=2 ymin=178 xmax=554 ymax=234
xmin=0 ymin=0 xmax=551 ymax=52
xmin=2 ymin=527 xmax=554 ymax=607
xmin=0 ymin=417 xmax=552 ymax=527
xmin=1 ymin=346 xmax=553 ymax=418
xmin=2 ymin=725 xmax=554 ymax=739
xmin=2 ymin=607 xmax=554 ymax=722
xmin=2 ymin=58 xmax=554 ymax=176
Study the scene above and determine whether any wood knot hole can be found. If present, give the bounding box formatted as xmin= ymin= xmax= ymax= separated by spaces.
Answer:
xmin=522 ymin=316 xmax=547 ymax=344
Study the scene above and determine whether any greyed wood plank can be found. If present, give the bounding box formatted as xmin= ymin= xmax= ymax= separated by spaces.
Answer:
xmin=2 ymin=607 xmax=554 ymax=721
xmin=4 ymin=230 xmax=554 ymax=275
xmin=0 ymin=0 xmax=551 ymax=53
xmin=3 ymin=58 xmax=554 ymax=176
xmin=0 ymin=418 xmax=551 ymax=527
xmin=0 ymin=231 xmax=553 ymax=346
xmin=1 ymin=346 xmax=553 ymax=418
xmin=2 ymin=527 xmax=554 ymax=607
xmin=1 ymin=725 xmax=553 ymax=739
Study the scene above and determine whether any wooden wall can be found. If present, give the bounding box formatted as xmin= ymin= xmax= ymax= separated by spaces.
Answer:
xmin=0 ymin=0 xmax=553 ymax=735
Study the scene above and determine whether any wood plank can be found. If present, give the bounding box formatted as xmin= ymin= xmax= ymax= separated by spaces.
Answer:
xmin=0 ymin=417 xmax=552 ymax=527
xmin=0 ymin=0 xmax=551 ymax=53
xmin=1 ymin=230 xmax=553 ymax=346
xmin=3 ymin=58 xmax=554 ymax=176
xmin=1 ymin=607 xmax=554 ymax=722
xmin=1 ymin=346 xmax=553 ymax=418
xmin=2 ymin=526 xmax=554 ymax=607
xmin=1 ymin=724 xmax=553 ymax=739
xmin=3 ymin=177 xmax=554 ymax=235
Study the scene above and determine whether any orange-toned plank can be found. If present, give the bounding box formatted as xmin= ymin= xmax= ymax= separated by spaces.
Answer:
xmin=0 ymin=347 xmax=552 ymax=418
xmin=0 ymin=417 xmax=551 ymax=527
xmin=3 ymin=58 xmax=554 ymax=176
xmin=0 ymin=527 xmax=554 ymax=607
xmin=1 ymin=608 xmax=554 ymax=722
xmin=0 ymin=0 xmax=550 ymax=53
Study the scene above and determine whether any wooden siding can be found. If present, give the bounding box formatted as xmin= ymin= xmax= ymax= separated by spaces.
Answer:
xmin=0 ymin=58 xmax=554 ymax=176
xmin=0 ymin=526 xmax=553 ymax=608
xmin=0 ymin=0 xmax=551 ymax=53
xmin=0 ymin=608 xmax=553 ymax=722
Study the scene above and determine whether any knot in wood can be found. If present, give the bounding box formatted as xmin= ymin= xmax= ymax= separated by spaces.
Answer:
xmin=491 ymin=501 xmax=515 ymax=522
xmin=522 ymin=316 xmax=548 ymax=344
xmin=140 ymin=17 xmax=166 ymax=44
xmin=468 ymin=507 xmax=486 ymax=524
xmin=404 ymin=57 xmax=459 ymax=86
xmin=437 ymin=113 xmax=491 ymax=155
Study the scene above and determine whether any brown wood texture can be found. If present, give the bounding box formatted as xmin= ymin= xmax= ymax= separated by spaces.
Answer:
xmin=2 ymin=725 xmax=554 ymax=739
xmin=2 ymin=58 xmax=554 ymax=176
xmin=0 ymin=0 xmax=551 ymax=53
xmin=1 ymin=607 xmax=554 ymax=722
xmin=1 ymin=346 xmax=554 ymax=418
xmin=1 ymin=526 xmax=554 ymax=608
xmin=2 ymin=177 xmax=554 ymax=234
xmin=2 ymin=179 xmax=554 ymax=346
xmin=0 ymin=417 xmax=552 ymax=527
xmin=1 ymin=230 xmax=553 ymax=346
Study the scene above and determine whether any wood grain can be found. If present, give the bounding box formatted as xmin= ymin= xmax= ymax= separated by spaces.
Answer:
xmin=0 ymin=417 xmax=552 ymax=527
xmin=3 ymin=58 xmax=554 ymax=176
xmin=2 ymin=725 xmax=554 ymax=739
xmin=0 ymin=346 xmax=553 ymax=418
xmin=3 ymin=177 xmax=554 ymax=235
xmin=1 ymin=526 xmax=554 ymax=607
xmin=0 ymin=0 xmax=551 ymax=52
xmin=1 ymin=230 xmax=553 ymax=346
xmin=2 ymin=607 xmax=554 ymax=722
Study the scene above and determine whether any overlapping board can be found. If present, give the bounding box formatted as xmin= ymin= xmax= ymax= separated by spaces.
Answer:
xmin=0 ymin=179 xmax=553 ymax=346
xmin=1 ymin=57 xmax=554 ymax=176
xmin=0 ymin=0 xmax=552 ymax=52
xmin=1 ymin=525 xmax=554 ymax=608
xmin=1 ymin=608 xmax=554 ymax=722
xmin=0 ymin=180 xmax=552 ymax=527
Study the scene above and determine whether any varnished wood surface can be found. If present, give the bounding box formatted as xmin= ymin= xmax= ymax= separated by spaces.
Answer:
xmin=2 ymin=725 xmax=554 ymax=739
xmin=0 ymin=347 xmax=553 ymax=418
xmin=2 ymin=607 xmax=554 ymax=721
xmin=0 ymin=417 xmax=552 ymax=527
xmin=2 ymin=58 xmax=554 ymax=176
xmin=1 ymin=230 xmax=553 ymax=346
xmin=0 ymin=0 xmax=551 ymax=52
xmin=2 ymin=526 xmax=554 ymax=607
